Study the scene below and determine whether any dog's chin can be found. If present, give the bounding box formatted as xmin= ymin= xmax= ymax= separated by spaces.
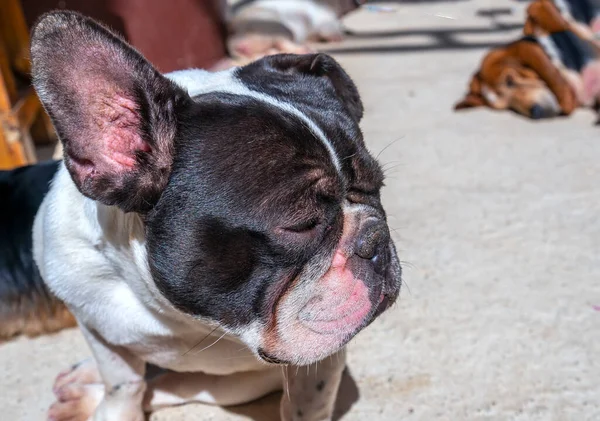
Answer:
xmin=258 ymin=290 xmax=395 ymax=366
xmin=259 ymin=314 xmax=370 ymax=366
xmin=257 ymin=256 xmax=400 ymax=366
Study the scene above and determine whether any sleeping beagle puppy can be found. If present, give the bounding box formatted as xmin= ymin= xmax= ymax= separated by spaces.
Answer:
xmin=456 ymin=0 xmax=600 ymax=120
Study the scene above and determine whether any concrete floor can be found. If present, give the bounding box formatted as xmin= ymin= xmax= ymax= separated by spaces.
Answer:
xmin=2 ymin=1 xmax=600 ymax=420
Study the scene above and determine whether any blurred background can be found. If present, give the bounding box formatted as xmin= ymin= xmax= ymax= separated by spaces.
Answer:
xmin=1 ymin=1 xmax=599 ymax=420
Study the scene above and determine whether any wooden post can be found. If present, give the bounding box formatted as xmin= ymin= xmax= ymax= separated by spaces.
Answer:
xmin=0 ymin=0 xmax=55 ymax=170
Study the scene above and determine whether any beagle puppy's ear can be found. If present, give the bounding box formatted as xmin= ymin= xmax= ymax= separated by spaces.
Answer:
xmin=455 ymin=74 xmax=486 ymax=109
xmin=454 ymin=93 xmax=486 ymax=109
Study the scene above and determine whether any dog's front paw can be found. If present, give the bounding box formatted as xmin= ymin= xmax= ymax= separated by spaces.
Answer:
xmin=48 ymin=382 xmax=103 ymax=421
xmin=49 ymin=383 xmax=145 ymax=421
xmin=54 ymin=359 xmax=102 ymax=393
xmin=49 ymin=359 xmax=145 ymax=421
xmin=49 ymin=359 xmax=103 ymax=421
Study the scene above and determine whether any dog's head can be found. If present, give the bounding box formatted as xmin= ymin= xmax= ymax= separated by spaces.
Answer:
xmin=455 ymin=40 xmax=577 ymax=119
xmin=31 ymin=12 xmax=401 ymax=365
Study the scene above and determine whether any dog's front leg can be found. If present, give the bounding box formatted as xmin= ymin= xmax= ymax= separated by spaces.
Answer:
xmin=280 ymin=348 xmax=346 ymax=421
xmin=80 ymin=325 xmax=146 ymax=421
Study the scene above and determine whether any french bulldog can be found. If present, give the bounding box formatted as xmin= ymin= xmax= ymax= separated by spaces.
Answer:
xmin=31 ymin=11 xmax=401 ymax=421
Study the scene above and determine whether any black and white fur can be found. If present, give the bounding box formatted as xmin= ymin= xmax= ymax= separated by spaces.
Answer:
xmin=31 ymin=11 xmax=401 ymax=421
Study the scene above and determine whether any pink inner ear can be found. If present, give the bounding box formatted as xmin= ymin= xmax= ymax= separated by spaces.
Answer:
xmin=72 ymin=72 xmax=152 ymax=178
xmin=96 ymin=94 xmax=150 ymax=169
xmin=50 ymin=38 xmax=156 ymax=185
xmin=68 ymin=85 xmax=150 ymax=183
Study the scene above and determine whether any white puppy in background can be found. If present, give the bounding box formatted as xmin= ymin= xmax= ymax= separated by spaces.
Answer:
xmin=227 ymin=0 xmax=364 ymax=62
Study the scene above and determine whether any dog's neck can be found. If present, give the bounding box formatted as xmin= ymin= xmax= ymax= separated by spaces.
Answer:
xmin=56 ymin=163 xmax=195 ymax=330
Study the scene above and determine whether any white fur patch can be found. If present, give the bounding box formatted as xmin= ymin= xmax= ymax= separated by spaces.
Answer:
xmin=537 ymin=34 xmax=564 ymax=68
xmin=481 ymin=84 xmax=499 ymax=106
xmin=553 ymin=0 xmax=572 ymax=19
xmin=166 ymin=68 xmax=342 ymax=172
xmin=228 ymin=0 xmax=342 ymax=42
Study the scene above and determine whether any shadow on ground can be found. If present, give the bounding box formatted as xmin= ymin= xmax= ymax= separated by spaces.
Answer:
xmin=323 ymin=1 xmax=523 ymax=54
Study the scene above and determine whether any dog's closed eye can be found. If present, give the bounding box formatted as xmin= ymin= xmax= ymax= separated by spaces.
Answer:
xmin=280 ymin=219 xmax=320 ymax=234
xmin=346 ymin=187 xmax=380 ymax=205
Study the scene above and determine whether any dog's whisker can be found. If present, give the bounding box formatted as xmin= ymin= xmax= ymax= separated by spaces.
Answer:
xmin=375 ymin=136 xmax=404 ymax=159
xmin=399 ymin=260 xmax=416 ymax=270
xmin=389 ymin=226 xmax=405 ymax=234
xmin=181 ymin=326 xmax=219 ymax=356
xmin=282 ymin=366 xmax=291 ymax=400
xmin=381 ymin=160 xmax=403 ymax=168
xmin=217 ymin=355 xmax=258 ymax=361
xmin=401 ymin=278 xmax=412 ymax=296
xmin=192 ymin=331 xmax=228 ymax=355
xmin=341 ymin=152 xmax=358 ymax=161
xmin=383 ymin=164 xmax=404 ymax=173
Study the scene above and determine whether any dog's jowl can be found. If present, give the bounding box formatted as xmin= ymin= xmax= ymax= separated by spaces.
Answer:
xmin=31 ymin=11 xmax=401 ymax=421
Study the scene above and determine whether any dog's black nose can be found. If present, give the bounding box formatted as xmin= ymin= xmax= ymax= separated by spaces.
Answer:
xmin=529 ymin=104 xmax=545 ymax=120
xmin=355 ymin=220 xmax=389 ymax=273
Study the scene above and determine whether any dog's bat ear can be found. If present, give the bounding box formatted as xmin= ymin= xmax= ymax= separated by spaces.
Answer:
xmin=258 ymin=53 xmax=364 ymax=121
xmin=31 ymin=11 xmax=190 ymax=213
xmin=455 ymin=74 xmax=486 ymax=110
xmin=454 ymin=94 xmax=486 ymax=110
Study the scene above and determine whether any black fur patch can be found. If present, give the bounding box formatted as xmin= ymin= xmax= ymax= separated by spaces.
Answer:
xmin=562 ymin=0 xmax=598 ymax=25
xmin=0 ymin=160 xmax=63 ymax=335
xmin=548 ymin=30 xmax=595 ymax=72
